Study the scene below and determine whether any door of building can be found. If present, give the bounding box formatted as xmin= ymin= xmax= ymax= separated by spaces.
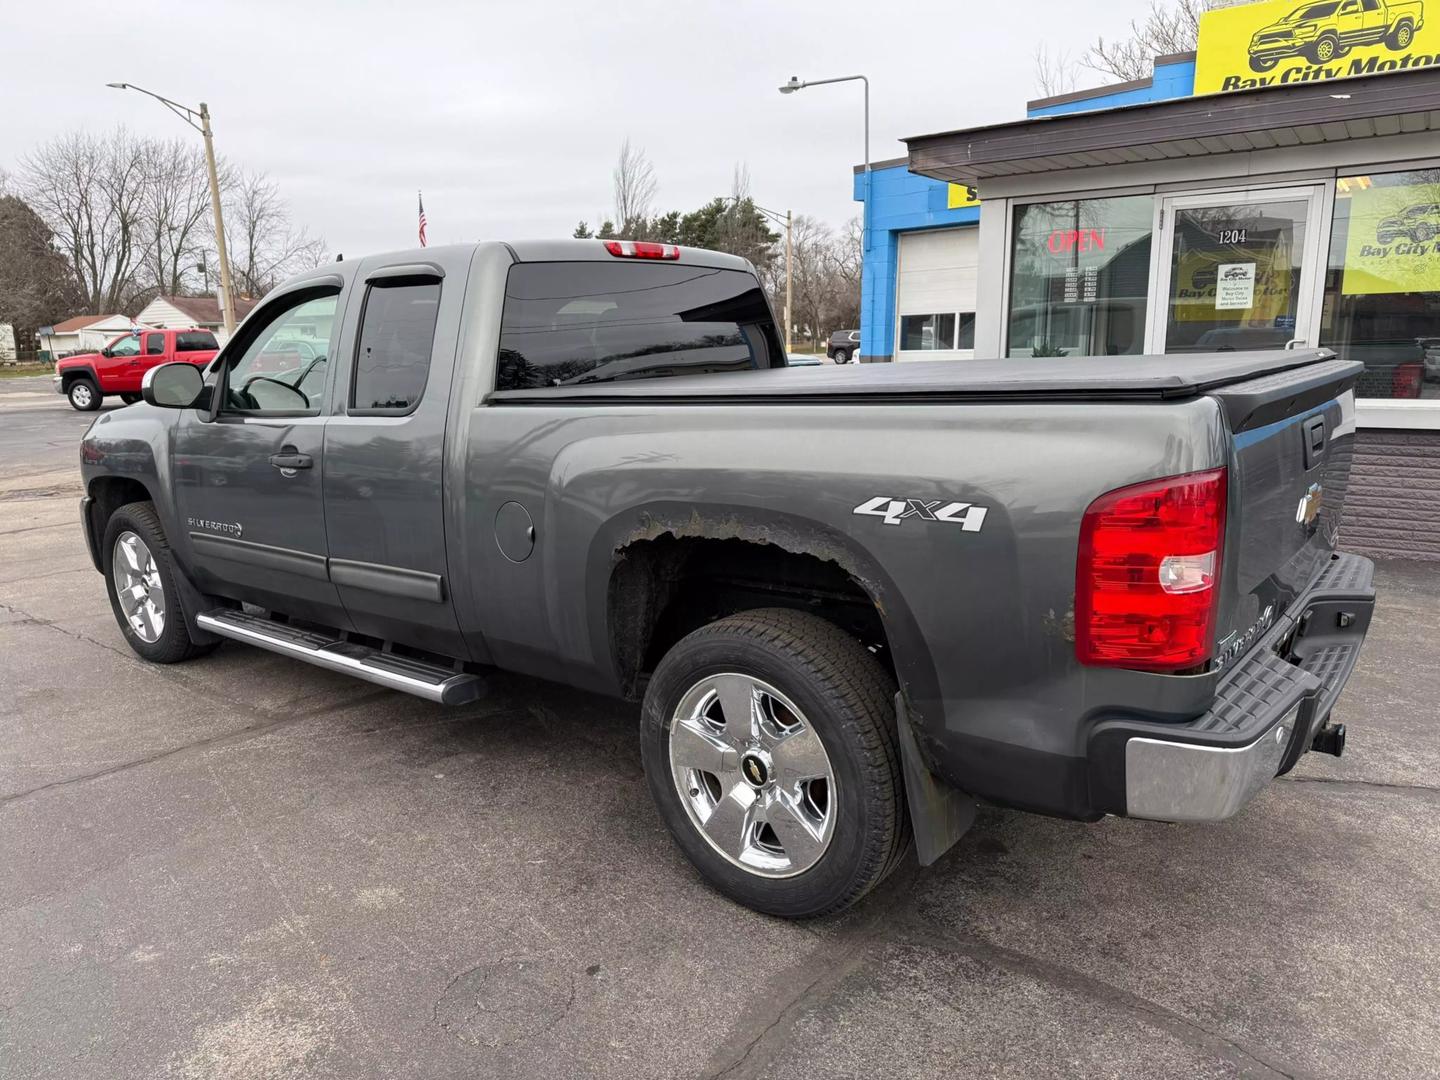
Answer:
xmin=1148 ymin=187 xmax=1328 ymax=354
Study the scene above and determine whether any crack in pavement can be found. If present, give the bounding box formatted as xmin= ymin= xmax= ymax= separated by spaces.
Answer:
xmin=894 ymin=917 xmax=1310 ymax=1080
xmin=1281 ymin=775 xmax=1440 ymax=801
xmin=0 ymin=597 xmax=398 ymax=807
xmin=699 ymin=859 xmax=1312 ymax=1080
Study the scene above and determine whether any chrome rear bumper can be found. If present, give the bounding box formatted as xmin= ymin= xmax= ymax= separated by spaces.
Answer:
xmin=1125 ymin=704 xmax=1299 ymax=822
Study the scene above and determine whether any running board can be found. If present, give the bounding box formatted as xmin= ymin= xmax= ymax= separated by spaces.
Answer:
xmin=195 ymin=609 xmax=484 ymax=705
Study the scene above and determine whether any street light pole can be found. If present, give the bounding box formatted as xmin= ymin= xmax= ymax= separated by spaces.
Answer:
xmin=779 ymin=74 xmax=869 ymax=359
xmin=107 ymin=83 xmax=237 ymax=336
xmin=784 ymin=208 xmax=793 ymax=355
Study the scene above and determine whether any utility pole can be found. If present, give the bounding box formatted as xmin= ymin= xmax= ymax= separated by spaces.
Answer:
xmin=199 ymin=103 xmax=236 ymax=336
xmin=784 ymin=209 xmax=793 ymax=355
xmin=107 ymin=83 xmax=237 ymax=335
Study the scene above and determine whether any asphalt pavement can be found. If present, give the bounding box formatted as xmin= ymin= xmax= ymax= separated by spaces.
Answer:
xmin=1 ymin=373 xmax=1437 ymax=1079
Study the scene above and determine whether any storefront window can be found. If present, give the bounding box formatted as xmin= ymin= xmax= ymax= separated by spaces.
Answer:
xmin=1162 ymin=196 xmax=1310 ymax=354
xmin=1007 ymin=196 xmax=1153 ymax=357
xmin=1323 ymin=170 xmax=1440 ymax=401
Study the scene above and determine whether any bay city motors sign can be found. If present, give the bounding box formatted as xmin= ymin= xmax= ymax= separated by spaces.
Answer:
xmin=1195 ymin=0 xmax=1437 ymax=93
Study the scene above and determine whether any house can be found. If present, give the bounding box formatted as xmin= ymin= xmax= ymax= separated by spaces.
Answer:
xmin=37 ymin=315 xmax=136 ymax=360
xmin=134 ymin=295 xmax=259 ymax=346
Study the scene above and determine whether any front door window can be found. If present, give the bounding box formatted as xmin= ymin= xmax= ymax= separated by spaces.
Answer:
xmin=1160 ymin=192 xmax=1319 ymax=353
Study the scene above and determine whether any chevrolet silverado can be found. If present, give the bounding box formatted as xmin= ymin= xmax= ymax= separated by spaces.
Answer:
xmin=76 ymin=239 xmax=1375 ymax=917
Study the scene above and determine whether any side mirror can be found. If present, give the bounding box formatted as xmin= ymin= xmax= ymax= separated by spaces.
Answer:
xmin=101 ymin=347 xmax=113 ymax=358
xmin=142 ymin=362 xmax=205 ymax=409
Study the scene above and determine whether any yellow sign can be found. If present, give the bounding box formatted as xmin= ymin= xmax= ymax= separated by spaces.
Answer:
xmin=946 ymin=183 xmax=981 ymax=210
xmin=1195 ymin=0 xmax=1438 ymax=95
xmin=1172 ymin=246 xmax=1293 ymax=323
xmin=1341 ymin=180 xmax=1440 ymax=294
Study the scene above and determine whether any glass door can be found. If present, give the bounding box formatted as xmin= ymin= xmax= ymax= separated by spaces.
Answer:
xmin=1149 ymin=187 xmax=1327 ymax=354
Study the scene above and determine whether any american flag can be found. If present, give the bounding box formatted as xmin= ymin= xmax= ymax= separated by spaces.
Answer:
xmin=418 ymin=192 xmax=428 ymax=247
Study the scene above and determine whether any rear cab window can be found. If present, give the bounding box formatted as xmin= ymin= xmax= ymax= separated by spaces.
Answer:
xmin=176 ymin=331 xmax=218 ymax=352
xmin=495 ymin=261 xmax=782 ymax=391
xmin=351 ymin=279 xmax=442 ymax=415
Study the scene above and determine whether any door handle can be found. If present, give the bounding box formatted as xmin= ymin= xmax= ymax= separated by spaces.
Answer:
xmin=269 ymin=451 xmax=313 ymax=471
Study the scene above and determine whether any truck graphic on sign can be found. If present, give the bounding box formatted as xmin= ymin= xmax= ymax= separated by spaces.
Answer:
xmin=1374 ymin=202 xmax=1440 ymax=244
xmin=1247 ymin=0 xmax=1423 ymax=70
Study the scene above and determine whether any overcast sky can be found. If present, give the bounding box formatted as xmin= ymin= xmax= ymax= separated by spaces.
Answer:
xmin=2 ymin=0 xmax=1141 ymax=256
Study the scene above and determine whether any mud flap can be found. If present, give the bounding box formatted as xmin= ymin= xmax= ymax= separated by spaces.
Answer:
xmin=895 ymin=692 xmax=976 ymax=865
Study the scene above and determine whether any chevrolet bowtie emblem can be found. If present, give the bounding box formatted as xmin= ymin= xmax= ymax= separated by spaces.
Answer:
xmin=1296 ymin=482 xmax=1324 ymax=527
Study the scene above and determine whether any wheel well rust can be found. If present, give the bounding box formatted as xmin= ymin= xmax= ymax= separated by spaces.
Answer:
xmin=607 ymin=515 xmax=895 ymax=699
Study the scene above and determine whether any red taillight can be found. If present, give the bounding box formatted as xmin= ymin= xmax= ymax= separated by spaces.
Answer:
xmin=1075 ymin=468 xmax=1227 ymax=672
xmin=603 ymin=240 xmax=680 ymax=260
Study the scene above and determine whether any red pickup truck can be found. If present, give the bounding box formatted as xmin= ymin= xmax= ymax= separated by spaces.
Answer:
xmin=55 ymin=327 xmax=219 ymax=411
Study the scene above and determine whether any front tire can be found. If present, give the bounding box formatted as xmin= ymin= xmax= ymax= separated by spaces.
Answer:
xmin=640 ymin=608 xmax=908 ymax=918
xmin=68 ymin=379 xmax=101 ymax=411
xmin=102 ymin=501 xmax=216 ymax=663
xmin=1249 ymin=53 xmax=1279 ymax=72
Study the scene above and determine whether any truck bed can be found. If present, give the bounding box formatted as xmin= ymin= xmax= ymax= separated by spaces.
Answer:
xmin=487 ymin=348 xmax=1340 ymax=407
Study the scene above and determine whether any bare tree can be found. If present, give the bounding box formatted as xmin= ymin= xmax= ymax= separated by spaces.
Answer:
xmin=222 ymin=171 xmax=327 ymax=297
xmin=138 ymin=138 xmax=228 ymax=300
xmin=612 ymin=138 xmax=657 ymax=238
xmin=1034 ymin=43 xmax=1080 ymax=98
xmin=1084 ymin=0 xmax=1207 ymax=82
xmin=22 ymin=129 xmax=149 ymax=313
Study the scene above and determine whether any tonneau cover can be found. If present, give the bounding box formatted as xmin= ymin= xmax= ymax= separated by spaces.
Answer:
xmin=487 ymin=349 xmax=1339 ymax=404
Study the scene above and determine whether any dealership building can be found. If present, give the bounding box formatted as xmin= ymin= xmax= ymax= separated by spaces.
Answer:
xmin=853 ymin=0 xmax=1440 ymax=560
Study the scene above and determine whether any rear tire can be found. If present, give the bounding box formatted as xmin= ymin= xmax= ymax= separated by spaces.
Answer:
xmin=120 ymin=392 xmax=142 ymax=405
xmin=834 ymin=348 xmax=852 ymax=364
xmin=102 ymin=501 xmax=217 ymax=664
xmin=1389 ymin=20 xmax=1414 ymax=48
xmin=640 ymin=608 xmax=908 ymax=918
xmin=68 ymin=379 xmax=101 ymax=411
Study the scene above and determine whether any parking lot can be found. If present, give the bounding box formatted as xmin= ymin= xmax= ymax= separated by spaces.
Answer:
xmin=1 ymin=372 xmax=1437 ymax=1080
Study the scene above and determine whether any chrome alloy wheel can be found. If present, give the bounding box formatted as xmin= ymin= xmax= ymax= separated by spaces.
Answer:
xmin=668 ymin=673 xmax=837 ymax=878
xmin=70 ymin=382 xmax=94 ymax=408
xmin=112 ymin=530 xmax=166 ymax=643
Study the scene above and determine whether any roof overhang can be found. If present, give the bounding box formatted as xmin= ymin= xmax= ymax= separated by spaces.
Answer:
xmin=906 ymin=67 xmax=1440 ymax=187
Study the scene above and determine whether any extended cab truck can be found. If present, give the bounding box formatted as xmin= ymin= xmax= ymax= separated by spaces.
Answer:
xmin=1248 ymin=0 xmax=1424 ymax=70
xmin=77 ymin=240 xmax=1375 ymax=918
xmin=55 ymin=327 xmax=219 ymax=411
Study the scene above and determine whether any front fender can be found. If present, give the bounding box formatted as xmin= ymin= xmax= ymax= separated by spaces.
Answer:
xmin=80 ymin=405 xmax=184 ymax=562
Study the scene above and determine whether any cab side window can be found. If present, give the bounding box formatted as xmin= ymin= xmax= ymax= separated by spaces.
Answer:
xmin=222 ymin=292 xmax=338 ymax=415
xmin=145 ymin=333 xmax=165 ymax=356
xmin=350 ymin=280 xmax=441 ymax=415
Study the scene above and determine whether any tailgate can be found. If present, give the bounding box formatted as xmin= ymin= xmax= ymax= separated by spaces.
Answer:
xmin=1207 ymin=357 xmax=1363 ymax=670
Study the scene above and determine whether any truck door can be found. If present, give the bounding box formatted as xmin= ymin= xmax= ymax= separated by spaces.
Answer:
xmin=172 ymin=281 xmax=351 ymax=628
xmin=96 ymin=332 xmax=142 ymax=389
xmin=1336 ymin=0 xmax=1365 ymax=40
xmin=321 ymin=253 xmax=470 ymax=658
xmin=132 ymin=331 xmax=169 ymax=392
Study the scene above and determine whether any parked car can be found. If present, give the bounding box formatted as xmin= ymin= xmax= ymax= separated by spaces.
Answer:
xmin=785 ymin=353 xmax=827 ymax=366
xmin=78 ymin=239 xmax=1373 ymax=918
xmin=828 ymin=329 xmax=859 ymax=363
xmin=1248 ymin=0 xmax=1424 ymax=70
xmin=1375 ymin=203 xmax=1440 ymax=245
xmin=55 ymin=327 xmax=219 ymax=411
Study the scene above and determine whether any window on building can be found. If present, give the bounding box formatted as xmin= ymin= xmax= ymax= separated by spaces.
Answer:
xmin=899 ymin=313 xmax=956 ymax=351
xmin=495 ymin=262 xmax=781 ymax=391
xmin=352 ymin=280 xmax=441 ymax=413
xmin=1007 ymin=195 xmax=1153 ymax=357
xmin=957 ymin=313 xmax=977 ymax=351
xmin=1322 ymin=170 xmax=1440 ymax=401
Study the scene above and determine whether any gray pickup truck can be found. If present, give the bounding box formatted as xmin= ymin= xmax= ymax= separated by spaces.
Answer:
xmin=77 ymin=239 xmax=1375 ymax=918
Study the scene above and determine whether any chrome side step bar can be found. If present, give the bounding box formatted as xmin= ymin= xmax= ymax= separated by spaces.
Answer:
xmin=196 ymin=609 xmax=484 ymax=705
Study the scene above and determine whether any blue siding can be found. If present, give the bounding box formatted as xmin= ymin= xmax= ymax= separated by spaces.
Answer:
xmin=851 ymin=165 xmax=978 ymax=361
xmin=855 ymin=57 xmax=1198 ymax=360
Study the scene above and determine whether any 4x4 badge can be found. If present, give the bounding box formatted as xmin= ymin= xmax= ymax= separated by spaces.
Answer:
xmin=853 ymin=496 xmax=988 ymax=531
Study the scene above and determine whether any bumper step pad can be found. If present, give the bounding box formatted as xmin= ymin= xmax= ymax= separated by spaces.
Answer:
xmin=196 ymin=609 xmax=484 ymax=705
